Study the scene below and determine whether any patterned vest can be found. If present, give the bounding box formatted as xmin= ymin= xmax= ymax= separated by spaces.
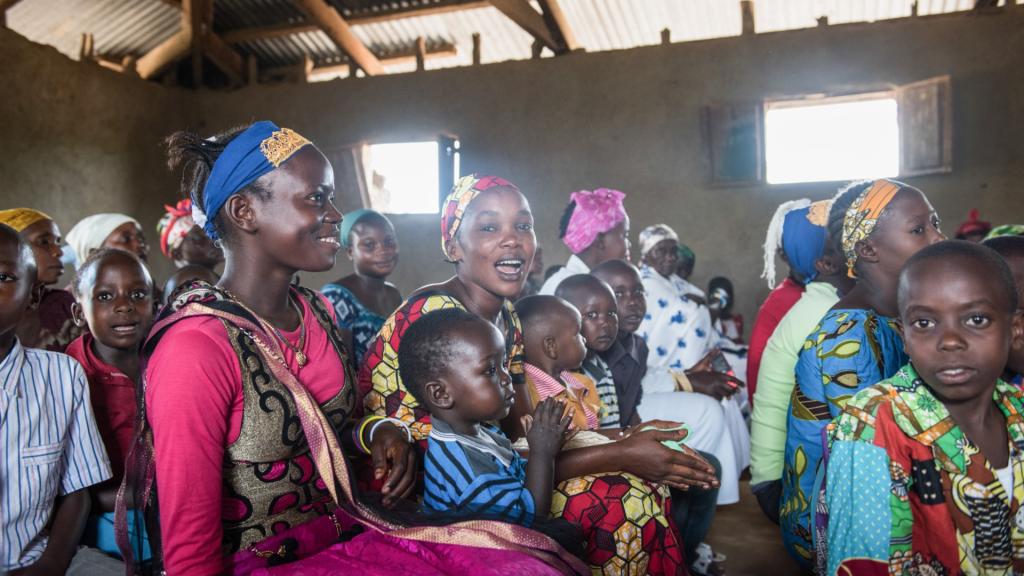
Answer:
xmin=215 ymin=287 xmax=356 ymax=553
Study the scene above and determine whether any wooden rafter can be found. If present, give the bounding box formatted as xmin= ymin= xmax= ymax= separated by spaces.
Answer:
xmin=536 ymin=0 xmax=579 ymax=52
xmin=489 ymin=0 xmax=561 ymax=54
xmin=264 ymin=41 xmax=457 ymax=81
xmin=292 ymin=0 xmax=384 ymax=75
xmin=137 ymin=1 xmax=193 ymax=79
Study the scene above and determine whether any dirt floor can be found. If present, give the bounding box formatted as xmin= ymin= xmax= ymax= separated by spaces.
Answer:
xmin=705 ymin=480 xmax=805 ymax=576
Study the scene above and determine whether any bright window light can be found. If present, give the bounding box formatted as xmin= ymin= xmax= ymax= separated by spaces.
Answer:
xmin=765 ymin=96 xmax=899 ymax=184
xmin=365 ymin=141 xmax=439 ymax=214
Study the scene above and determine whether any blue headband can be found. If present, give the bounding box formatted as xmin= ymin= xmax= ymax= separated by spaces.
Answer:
xmin=782 ymin=206 xmax=827 ymax=284
xmin=340 ymin=209 xmax=386 ymax=247
xmin=199 ymin=121 xmax=311 ymax=240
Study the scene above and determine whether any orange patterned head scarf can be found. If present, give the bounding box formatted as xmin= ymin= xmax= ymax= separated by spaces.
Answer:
xmin=840 ymin=179 xmax=903 ymax=278
xmin=440 ymin=174 xmax=518 ymax=261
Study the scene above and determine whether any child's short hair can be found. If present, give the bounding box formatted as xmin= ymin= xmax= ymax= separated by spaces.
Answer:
xmin=515 ymin=295 xmax=574 ymax=338
xmin=398 ymin=308 xmax=489 ymax=406
xmin=898 ymin=239 xmax=1018 ymax=313
xmin=984 ymin=235 xmax=1024 ymax=268
xmin=72 ymin=248 xmax=152 ymax=298
xmin=0 ymin=223 xmax=36 ymax=272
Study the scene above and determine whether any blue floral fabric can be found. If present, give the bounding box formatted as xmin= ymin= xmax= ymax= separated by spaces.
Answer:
xmin=320 ymin=283 xmax=386 ymax=368
xmin=779 ymin=308 xmax=906 ymax=568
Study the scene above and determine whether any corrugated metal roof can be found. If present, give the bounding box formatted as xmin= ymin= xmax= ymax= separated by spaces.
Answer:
xmin=4 ymin=0 xmax=1004 ymax=78
xmin=7 ymin=0 xmax=181 ymax=60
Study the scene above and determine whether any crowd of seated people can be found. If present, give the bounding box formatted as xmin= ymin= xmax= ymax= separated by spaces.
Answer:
xmin=2 ymin=120 xmax=1022 ymax=576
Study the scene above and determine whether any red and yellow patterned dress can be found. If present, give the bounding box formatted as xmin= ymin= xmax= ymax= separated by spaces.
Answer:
xmin=360 ymin=291 xmax=687 ymax=575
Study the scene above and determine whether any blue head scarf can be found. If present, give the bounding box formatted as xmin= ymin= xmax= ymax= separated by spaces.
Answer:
xmin=781 ymin=201 xmax=829 ymax=284
xmin=198 ymin=121 xmax=311 ymax=240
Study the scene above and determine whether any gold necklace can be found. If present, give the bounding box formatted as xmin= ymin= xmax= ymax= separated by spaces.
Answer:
xmin=223 ymin=289 xmax=308 ymax=367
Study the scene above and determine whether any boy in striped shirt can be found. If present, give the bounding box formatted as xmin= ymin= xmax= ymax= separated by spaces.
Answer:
xmin=397 ymin=308 xmax=572 ymax=527
xmin=0 ymin=224 xmax=117 ymax=575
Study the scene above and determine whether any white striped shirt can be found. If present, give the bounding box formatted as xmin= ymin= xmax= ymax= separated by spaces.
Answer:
xmin=1 ymin=339 xmax=111 ymax=571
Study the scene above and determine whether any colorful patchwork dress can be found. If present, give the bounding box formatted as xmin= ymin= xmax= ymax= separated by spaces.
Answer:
xmin=780 ymin=308 xmax=907 ymax=567
xmin=824 ymin=365 xmax=1024 ymax=576
xmin=320 ymin=282 xmax=387 ymax=368
xmin=360 ymin=290 xmax=687 ymax=575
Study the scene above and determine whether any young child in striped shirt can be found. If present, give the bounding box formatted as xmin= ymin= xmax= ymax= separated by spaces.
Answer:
xmin=0 ymin=224 xmax=118 ymax=575
xmin=396 ymin=308 xmax=572 ymax=527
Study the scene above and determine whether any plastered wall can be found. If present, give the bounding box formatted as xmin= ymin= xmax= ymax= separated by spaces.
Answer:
xmin=3 ymin=9 xmax=1023 ymax=325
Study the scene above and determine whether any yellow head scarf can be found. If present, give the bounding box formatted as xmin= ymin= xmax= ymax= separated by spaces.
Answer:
xmin=0 ymin=208 xmax=52 ymax=232
xmin=841 ymin=179 xmax=903 ymax=278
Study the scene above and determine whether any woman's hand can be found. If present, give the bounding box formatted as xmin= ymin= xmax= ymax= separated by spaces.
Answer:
xmin=617 ymin=427 xmax=719 ymax=490
xmin=369 ymin=423 xmax=417 ymax=507
xmin=687 ymin=371 xmax=741 ymax=400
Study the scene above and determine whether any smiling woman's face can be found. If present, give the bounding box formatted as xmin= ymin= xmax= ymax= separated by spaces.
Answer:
xmin=449 ymin=187 xmax=537 ymax=300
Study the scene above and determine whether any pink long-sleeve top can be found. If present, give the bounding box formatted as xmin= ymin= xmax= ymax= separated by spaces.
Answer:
xmin=145 ymin=294 xmax=346 ymax=576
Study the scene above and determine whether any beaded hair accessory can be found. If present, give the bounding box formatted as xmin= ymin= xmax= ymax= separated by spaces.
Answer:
xmin=260 ymin=128 xmax=312 ymax=168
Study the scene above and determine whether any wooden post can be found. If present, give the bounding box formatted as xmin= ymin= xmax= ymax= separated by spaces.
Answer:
xmin=472 ymin=32 xmax=481 ymax=65
xmin=415 ymin=36 xmax=426 ymax=71
xmin=661 ymin=28 xmax=671 ymax=45
xmin=740 ymin=0 xmax=755 ymax=36
xmin=79 ymin=33 xmax=95 ymax=61
xmin=121 ymin=55 xmax=138 ymax=76
xmin=188 ymin=0 xmax=204 ymax=87
xmin=247 ymin=54 xmax=258 ymax=86
xmin=531 ymin=39 xmax=543 ymax=59
xmin=301 ymin=53 xmax=314 ymax=82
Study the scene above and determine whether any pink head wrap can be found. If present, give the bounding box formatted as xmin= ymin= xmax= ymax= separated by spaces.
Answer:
xmin=561 ymin=188 xmax=627 ymax=254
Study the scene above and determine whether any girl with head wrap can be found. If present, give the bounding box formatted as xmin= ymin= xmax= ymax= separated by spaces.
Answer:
xmin=362 ymin=175 xmax=714 ymax=575
xmin=539 ymin=188 xmax=630 ymax=295
xmin=156 ymin=199 xmax=223 ymax=269
xmin=779 ymin=179 xmax=944 ymax=569
xmin=134 ymin=125 xmax=581 ymax=576
xmin=634 ymin=224 xmax=751 ymax=503
xmin=745 ymin=199 xmax=821 ymax=395
xmin=321 ymin=209 xmax=402 ymax=367
xmin=0 ymin=208 xmax=83 ymax=351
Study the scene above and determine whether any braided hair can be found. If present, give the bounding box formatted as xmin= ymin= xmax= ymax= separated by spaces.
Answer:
xmin=164 ymin=125 xmax=271 ymax=242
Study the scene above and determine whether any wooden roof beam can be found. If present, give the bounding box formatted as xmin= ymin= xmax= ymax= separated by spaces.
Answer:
xmin=223 ymin=2 xmax=489 ymax=45
xmin=137 ymin=2 xmax=193 ymax=80
xmin=536 ymin=0 xmax=580 ymax=52
xmin=264 ymin=41 xmax=457 ymax=81
xmin=489 ymin=0 xmax=560 ymax=54
xmin=292 ymin=0 xmax=384 ymax=76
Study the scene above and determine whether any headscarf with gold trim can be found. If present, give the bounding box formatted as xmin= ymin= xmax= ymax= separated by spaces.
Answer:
xmin=196 ymin=121 xmax=312 ymax=240
xmin=841 ymin=179 xmax=903 ymax=278
xmin=0 ymin=208 xmax=52 ymax=233
xmin=780 ymin=200 xmax=832 ymax=285
xmin=440 ymin=174 xmax=517 ymax=260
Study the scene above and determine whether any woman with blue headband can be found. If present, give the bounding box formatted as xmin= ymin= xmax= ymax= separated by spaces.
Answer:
xmin=121 ymin=122 xmax=582 ymax=576
xmin=321 ymin=209 xmax=402 ymax=368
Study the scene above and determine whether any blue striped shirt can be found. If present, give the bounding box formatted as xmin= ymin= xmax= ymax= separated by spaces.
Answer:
xmin=422 ymin=419 xmax=535 ymax=526
xmin=1 ymin=339 xmax=112 ymax=571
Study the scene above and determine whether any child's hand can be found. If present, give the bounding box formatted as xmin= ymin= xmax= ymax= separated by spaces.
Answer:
xmin=525 ymin=398 xmax=573 ymax=458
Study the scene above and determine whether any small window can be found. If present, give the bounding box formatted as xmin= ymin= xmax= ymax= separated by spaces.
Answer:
xmin=764 ymin=94 xmax=900 ymax=184
xmin=364 ymin=141 xmax=441 ymax=214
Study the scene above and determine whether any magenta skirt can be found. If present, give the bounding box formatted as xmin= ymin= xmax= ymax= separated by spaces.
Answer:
xmin=229 ymin=508 xmax=585 ymax=576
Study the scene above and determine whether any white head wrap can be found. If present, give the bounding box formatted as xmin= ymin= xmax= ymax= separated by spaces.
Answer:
xmin=761 ymin=199 xmax=811 ymax=289
xmin=638 ymin=224 xmax=679 ymax=259
xmin=65 ymin=213 xmax=141 ymax=266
